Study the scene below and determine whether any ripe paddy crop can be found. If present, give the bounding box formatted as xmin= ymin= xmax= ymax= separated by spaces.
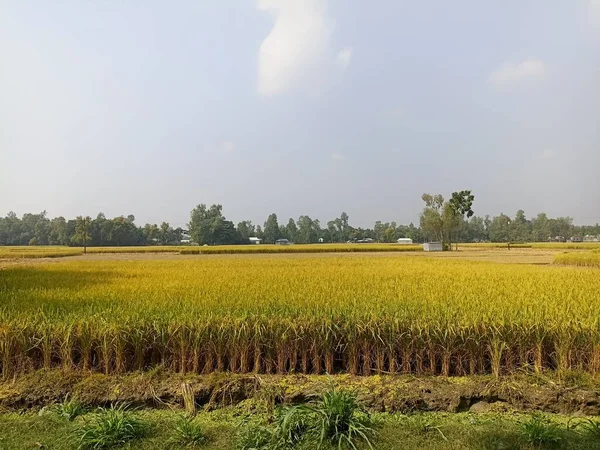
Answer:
xmin=553 ymin=251 xmax=600 ymax=268
xmin=1 ymin=254 xmax=599 ymax=378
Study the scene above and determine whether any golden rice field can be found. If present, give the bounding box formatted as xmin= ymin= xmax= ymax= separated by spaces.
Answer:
xmin=0 ymin=244 xmax=422 ymax=259
xmin=554 ymin=251 xmax=600 ymax=268
xmin=0 ymin=246 xmax=82 ymax=259
xmin=1 ymin=253 xmax=600 ymax=379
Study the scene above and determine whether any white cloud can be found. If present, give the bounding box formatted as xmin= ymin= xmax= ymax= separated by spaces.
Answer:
xmin=219 ymin=141 xmax=235 ymax=154
xmin=257 ymin=0 xmax=333 ymax=96
xmin=330 ymin=152 xmax=344 ymax=160
xmin=336 ymin=47 xmax=352 ymax=69
xmin=488 ymin=59 xmax=546 ymax=87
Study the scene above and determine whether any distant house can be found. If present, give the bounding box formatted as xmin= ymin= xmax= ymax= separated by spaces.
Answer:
xmin=548 ymin=236 xmax=566 ymax=243
xmin=318 ymin=238 xmax=324 ymax=243
xmin=275 ymin=238 xmax=291 ymax=245
xmin=423 ymin=242 xmax=443 ymax=252
xmin=397 ymin=238 xmax=413 ymax=245
xmin=356 ymin=238 xmax=375 ymax=244
xmin=249 ymin=237 xmax=262 ymax=244
xmin=584 ymin=235 xmax=600 ymax=242
xmin=570 ymin=236 xmax=583 ymax=243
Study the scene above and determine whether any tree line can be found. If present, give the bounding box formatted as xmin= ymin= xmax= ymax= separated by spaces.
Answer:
xmin=0 ymin=201 xmax=598 ymax=247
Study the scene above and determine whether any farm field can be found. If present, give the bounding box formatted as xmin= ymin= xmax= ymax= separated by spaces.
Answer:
xmin=0 ymin=243 xmax=423 ymax=259
xmin=2 ymin=241 xmax=599 ymax=260
xmin=2 ymin=251 xmax=600 ymax=378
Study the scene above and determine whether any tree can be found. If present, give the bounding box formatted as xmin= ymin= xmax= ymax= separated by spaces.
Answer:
xmin=420 ymin=193 xmax=446 ymax=243
xmin=447 ymin=190 xmax=475 ymax=249
xmin=286 ymin=218 xmax=298 ymax=243
xmin=263 ymin=213 xmax=280 ymax=244
xmin=73 ymin=216 xmax=92 ymax=253
xmin=420 ymin=191 xmax=475 ymax=250
xmin=489 ymin=214 xmax=512 ymax=243
xmin=297 ymin=215 xmax=320 ymax=243
xmin=189 ymin=204 xmax=225 ymax=245
xmin=236 ymin=221 xmax=255 ymax=244
xmin=511 ymin=210 xmax=531 ymax=243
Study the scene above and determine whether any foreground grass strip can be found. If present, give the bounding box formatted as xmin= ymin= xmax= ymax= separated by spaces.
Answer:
xmin=75 ymin=403 xmax=147 ymax=450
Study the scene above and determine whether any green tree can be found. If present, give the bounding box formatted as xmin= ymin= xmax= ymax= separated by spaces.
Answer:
xmin=286 ymin=218 xmax=298 ymax=243
xmin=189 ymin=204 xmax=225 ymax=245
xmin=72 ymin=216 xmax=93 ymax=253
xmin=489 ymin=214 xmax=512 ymax=243
xmin=236 ymin=220 xmax=255 ymax=244
xmin=263 ymin=213 xmax=280 ymax=244
xmin=447 ymin=190 xmax=475 ymax=249
xmin=511 ymin=210 xmax=531 ymax=243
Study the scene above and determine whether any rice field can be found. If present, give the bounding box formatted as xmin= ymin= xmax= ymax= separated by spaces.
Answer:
xmin=0 ymin=244 xmax=422 ymax=259
xmin=1 ymin=253 xmax=600 ymax=379
xmin=0 ymin=246 xmax=82 ymax=259
xmin=554 ymin=251 xmax=600 ymax=268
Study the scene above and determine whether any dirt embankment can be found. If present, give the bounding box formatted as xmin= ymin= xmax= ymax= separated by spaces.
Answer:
xmin=1 ymin=370 xmax=599 ymax=416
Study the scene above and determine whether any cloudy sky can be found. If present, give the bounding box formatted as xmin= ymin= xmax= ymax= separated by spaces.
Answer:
xmin=1 ymin=1 xmax=599 ymax=228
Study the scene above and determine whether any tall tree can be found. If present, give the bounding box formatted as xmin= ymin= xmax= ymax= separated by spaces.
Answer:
xmin=447 ymin=190 xmax=475 ymax=249
xmin=263 ymin=213 xmax=280 ymax=244
xmin=72 ymin=216 xmax=93 ymax=253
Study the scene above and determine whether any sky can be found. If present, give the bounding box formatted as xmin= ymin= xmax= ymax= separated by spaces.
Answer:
xmin=1 ymin=0 xmax=599 ymax=228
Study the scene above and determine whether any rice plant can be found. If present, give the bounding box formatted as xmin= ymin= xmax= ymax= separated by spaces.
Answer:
xmin=2 ymin=254 xmax=600 ymax=378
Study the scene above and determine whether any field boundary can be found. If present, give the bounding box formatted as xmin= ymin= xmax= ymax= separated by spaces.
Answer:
xmin=2 ymin=370 xmax=600 ymax=416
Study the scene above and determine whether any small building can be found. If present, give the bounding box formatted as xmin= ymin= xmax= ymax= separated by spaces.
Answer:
xmin=318 ymin=237 xmax=324 ymax=243
xmin=570 ymin=236 xmax=583 ymax=243
xmin=248 ymin=237 xmax=262 ymax=244
xmin=397 ymin=238 xmax=413 ymax=245
xmin=423 ymin=242 xmax=443 ymax=252
xmin=275 ymin=238 xmax=290 ymax=245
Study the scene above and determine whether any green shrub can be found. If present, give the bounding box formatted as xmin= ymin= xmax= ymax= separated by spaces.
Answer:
xmin=236 ymin=424 xmax=275 ymax=450
xmin=167 ymin=416 xmax=207 ymax=448
xmin=40 ymin=395 xmax=86 ymax=421
xmin=75 ymin=403 xmax=147 ymax=449
xmin=311 ymin=385 xmax=376 ymax=450
xmin=520 ymin=414 xmax=562 ymax=447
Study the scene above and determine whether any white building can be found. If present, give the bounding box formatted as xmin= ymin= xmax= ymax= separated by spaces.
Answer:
xmin=423 ymin=242 xmax=443 ymax=252
xmin=397 ymin=238 xmax=413 ymax=245
xmin=248 ymin=237 xmax=262 ymax=244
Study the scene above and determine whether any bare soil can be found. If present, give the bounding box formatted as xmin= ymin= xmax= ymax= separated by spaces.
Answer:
xmin=2 ymin=370 xmax=599 ymax=415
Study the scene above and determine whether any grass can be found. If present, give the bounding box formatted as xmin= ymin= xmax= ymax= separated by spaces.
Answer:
xmin=520 ymin=413 xmax=562 ymax=447
xmin=75 ymin=403 xmax=147 ymax=449
xmin=167 ymin=416 xmax=208 ymax=448
xmin=2 ymin=253 xmax=600 ymax=378
xmin=40 ymin=395 xmax=86 ymax=421
xmin=2 ymin=409 xmax=600 ymax=450
xmin=311 ymin=385 xmax=376 ymax=449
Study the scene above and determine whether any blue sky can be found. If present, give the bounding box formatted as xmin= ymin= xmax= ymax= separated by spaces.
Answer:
xmin=1 ymin=0 xmax=599 ymax=228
